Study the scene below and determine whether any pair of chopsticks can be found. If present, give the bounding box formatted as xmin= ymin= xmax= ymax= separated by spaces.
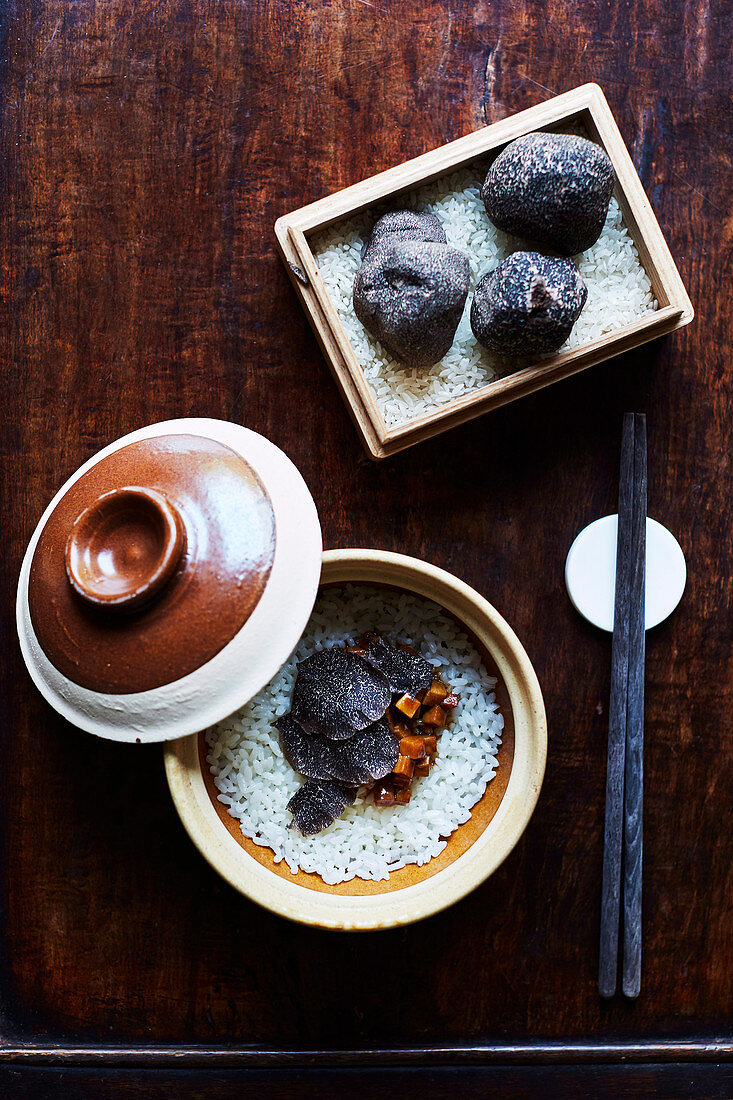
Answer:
xmin=599 ymin=413 xmax=647 ymax=999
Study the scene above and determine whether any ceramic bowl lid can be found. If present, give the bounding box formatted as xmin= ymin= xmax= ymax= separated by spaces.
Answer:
xmin=16 ymin=418 xmax=322 ymax=743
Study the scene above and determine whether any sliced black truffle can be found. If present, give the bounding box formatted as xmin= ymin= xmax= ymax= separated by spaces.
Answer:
xmin=332 ymin=718 xmax=399 ymax=784
xmin=291 ymin=648 xmax=391 ymax=741
xmin=278 ymin=713 xmax=399 ymax=785
xmin=360 ymin=632 xmax=434 ymax=697
xmin=482 ymin=132 xmax=614 ymax=255
xmin=470 ymin=251 xmax=587 ymax=357
xmin=287 ymin=779 xmax=357 ymax=836
xmin=353 ymin=237 xmax=469 ymax=370
xmin=364 ymin=210 xmax=447 ymax=258
xmin=276 ymin=713 xmax=336 ymax=781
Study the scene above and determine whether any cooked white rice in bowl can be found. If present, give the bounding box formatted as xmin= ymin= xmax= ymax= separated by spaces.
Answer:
xmin=206 ymin=585 xmax=504 ymax=885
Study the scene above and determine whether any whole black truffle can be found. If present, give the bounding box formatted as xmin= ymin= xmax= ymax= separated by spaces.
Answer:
xmin=483 ymin=132 xmax=614 ymax=255
xmin=353 ymin=227 xmax=469 ymax=370
xmin=364 ymin=210 xmax=447 ymax=257
xmin=470 ymin=251 xmax=587 ymax=357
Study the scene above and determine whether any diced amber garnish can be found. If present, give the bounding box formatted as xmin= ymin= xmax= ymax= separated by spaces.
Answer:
xmin=421 ymin=735 xmax=438 ymax=755
xmin=393 ymin=754 xmax=415 ymax=780
xmin=399 ymin=735 xmax=427 ymax=759
xmin=373 ymin=783 xmax=395 ymax=807
xmin=346 ymin=645 xmax=367 ymax=656
xmin=421 ymin=705 xmax=446 ymax=728
xmin=442 ymin=692 xmax=460 ymax=709
xmin=422 ymin=679 xmax=448 ymax=707
xmin=414 ymin=758 xmax=431 ymax=778
xmin=394 ymin=787 xmax=412 ymax=804
xmin=386 ymin=710 xmax=410 ymax=736
xmin=395 ymin=693 xmax=421 ymax=719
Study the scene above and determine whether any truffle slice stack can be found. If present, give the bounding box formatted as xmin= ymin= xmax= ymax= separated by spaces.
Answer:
xmin=280 ymin=636 xmax=435 ymax=835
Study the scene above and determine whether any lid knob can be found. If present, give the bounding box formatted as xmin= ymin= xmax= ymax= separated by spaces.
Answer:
xmin=65 ymin=486 xmax=186 ymax=613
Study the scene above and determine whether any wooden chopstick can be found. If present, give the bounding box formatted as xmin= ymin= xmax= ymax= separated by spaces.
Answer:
xmin=598 ymin=413 xmax=648 ymax=999
xmin=599 ymin=412 xmax=635 ymax=998
xmin=622 ymin=413 xmax=647 ymax=998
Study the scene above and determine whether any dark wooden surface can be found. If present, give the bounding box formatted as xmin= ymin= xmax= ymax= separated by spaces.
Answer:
xmin=1 ymin=0 xmax=731 ymax=1095
xmin=2 ymin=1064 xmax=733 ymax=1100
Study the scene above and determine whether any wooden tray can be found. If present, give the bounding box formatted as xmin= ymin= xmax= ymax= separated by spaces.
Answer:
xmin=275 ymin=83 xmax=693 ymax=459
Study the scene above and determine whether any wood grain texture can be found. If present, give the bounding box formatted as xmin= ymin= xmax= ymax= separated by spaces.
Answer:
xmin=1 ymin=0 xmax=731 ymax=1088
xmin=2 ymin=1064 xmax=733 ymax=1100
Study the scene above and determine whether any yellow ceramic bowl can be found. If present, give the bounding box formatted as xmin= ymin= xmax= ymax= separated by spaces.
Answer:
xmin=164 ymin=549 xmax=546 ymax=929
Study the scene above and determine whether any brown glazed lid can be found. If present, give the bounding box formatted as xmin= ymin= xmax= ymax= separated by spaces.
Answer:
xmin=28 ymin=433 xmax=276 ymax=694
xmin=18 ymin=419 xmax=322 ymax=742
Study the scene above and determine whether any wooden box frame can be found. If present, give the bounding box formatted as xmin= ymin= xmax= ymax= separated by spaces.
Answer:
xmin=275 ymin=83 xmax=693 ymax=460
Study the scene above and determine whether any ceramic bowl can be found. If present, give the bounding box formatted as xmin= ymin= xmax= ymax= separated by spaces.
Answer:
xmin=165 ymin=549 xmax=547 ymax=929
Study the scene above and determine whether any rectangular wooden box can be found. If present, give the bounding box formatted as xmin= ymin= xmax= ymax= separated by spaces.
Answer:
xmin=275 ymin=83 xmax=693 ymax=460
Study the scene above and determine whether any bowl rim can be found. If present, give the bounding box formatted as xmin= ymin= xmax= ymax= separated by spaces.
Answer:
xmin=164 ymin=549 xmax=547 ymax=929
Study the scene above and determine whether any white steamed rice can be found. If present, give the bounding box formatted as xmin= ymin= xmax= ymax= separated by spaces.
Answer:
xmin=312 ymin=130 xmax=657 ymax=428
xmin=206 ymin=586 xmax=504 ymax=885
